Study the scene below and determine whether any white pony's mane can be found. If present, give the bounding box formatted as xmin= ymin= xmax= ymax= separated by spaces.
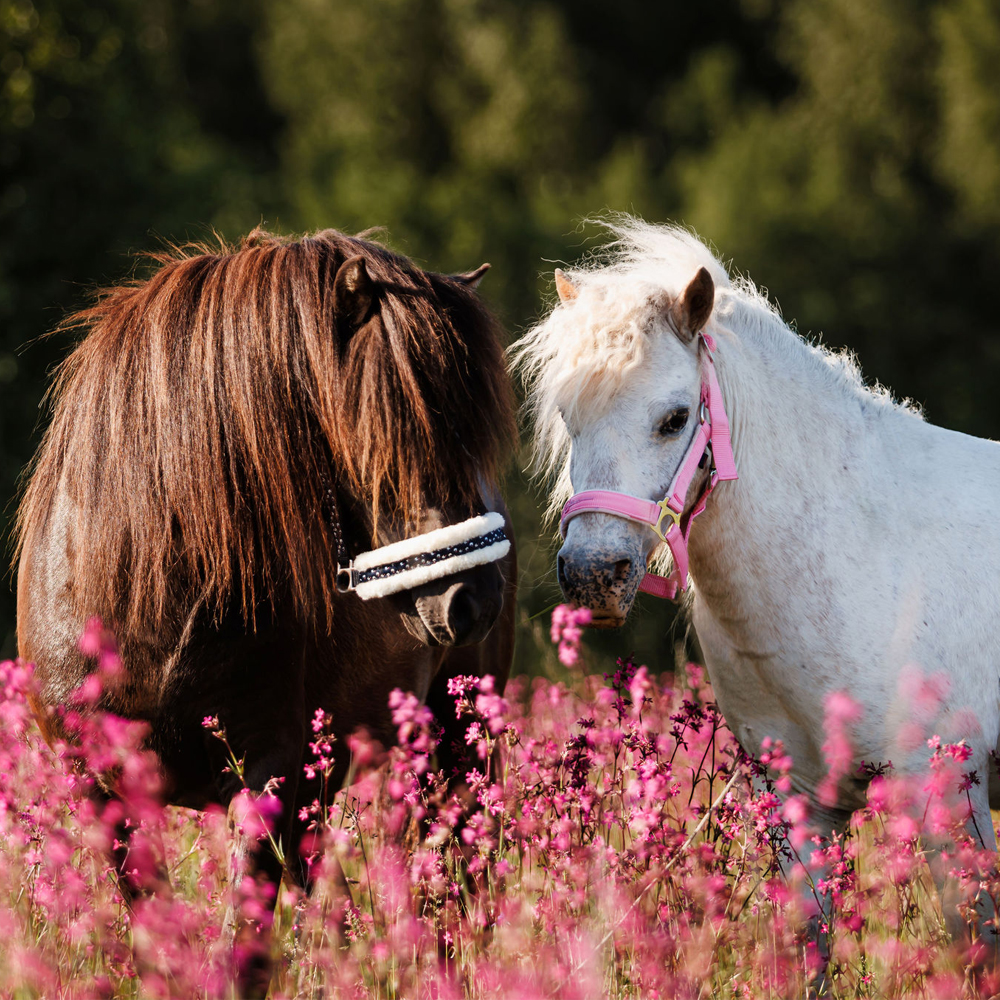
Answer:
xmin=512 ymin=216 xmax=918 ymax=523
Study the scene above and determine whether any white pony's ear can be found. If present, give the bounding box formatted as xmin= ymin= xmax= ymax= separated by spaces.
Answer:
xmin=554 ymin=268 xmax=578 ymax=303
xmin=670 ymin=267 xmax=714 ymax=343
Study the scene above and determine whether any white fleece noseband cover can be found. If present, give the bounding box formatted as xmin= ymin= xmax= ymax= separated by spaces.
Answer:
xmin=337 ymin=512 xmax=510 ymax=600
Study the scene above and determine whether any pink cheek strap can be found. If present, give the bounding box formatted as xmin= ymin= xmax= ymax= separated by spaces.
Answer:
xmin=559 ymin=333 xmax=737 ymax=600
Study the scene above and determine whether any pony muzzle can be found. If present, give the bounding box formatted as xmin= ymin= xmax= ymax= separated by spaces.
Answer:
xmin=557 ymin=520 xmax=648 ymax=627
xmin=337 ymin=512 xmax=510 ymax=600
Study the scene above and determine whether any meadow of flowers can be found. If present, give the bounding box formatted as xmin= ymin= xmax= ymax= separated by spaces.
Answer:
xmin=0 ymin=609 xmax=998 ymax=998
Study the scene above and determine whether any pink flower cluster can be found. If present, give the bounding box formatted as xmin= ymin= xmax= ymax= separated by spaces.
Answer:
xmin=0 ymin=647 xmax=274 ymax=997
xmin=0 ymin=613 xmax=998 ymax=997
xmin=550 ymin=602 xmax=592 ymax=666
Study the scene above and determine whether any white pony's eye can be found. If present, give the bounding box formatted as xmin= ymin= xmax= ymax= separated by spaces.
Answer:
xmin=657 ymin=408 xmax=689 ymax=438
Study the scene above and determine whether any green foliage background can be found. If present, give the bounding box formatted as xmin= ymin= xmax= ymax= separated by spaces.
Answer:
xmin=2 ymin=0 xmax=999 ymax=670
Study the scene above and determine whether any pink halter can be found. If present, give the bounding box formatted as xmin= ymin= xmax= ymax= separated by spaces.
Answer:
xmin=559 ymin=332 xmax=738 ymax=600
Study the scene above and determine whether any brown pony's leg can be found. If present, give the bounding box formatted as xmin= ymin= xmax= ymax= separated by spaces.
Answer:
xmin=422 ymin=550 xmax=516 ymax=940
xmin=212 ymin=734 xmax=304 ymax=999
xmin=222 ymin=797 xmax=288 ymax=999
xmin=177 ymin=625 xmax=308 ymax=999
xmin=425 ymin=547 xmax=516 ymax=794
xmin=87 ymin=781 xmax=172 ymax=910
xmin=282 ymin=752 xmax=359 ymax=951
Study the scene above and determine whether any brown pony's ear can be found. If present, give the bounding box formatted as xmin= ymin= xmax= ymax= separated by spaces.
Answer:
xmin=554 ymin=268 xmax=578 ymax=303
xmin=670 ymin=267 xmax=714 ymax=343
xmin=334 ymin=255 xmax=377 ymax=333
xmin=453 ymin=262 xmax=490 ymax=289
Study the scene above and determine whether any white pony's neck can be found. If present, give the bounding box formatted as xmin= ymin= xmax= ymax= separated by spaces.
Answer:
xmin=689 ymin=290 xmax=908 ymax=636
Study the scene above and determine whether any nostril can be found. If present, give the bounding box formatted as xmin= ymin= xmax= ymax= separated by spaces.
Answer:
xmin=557 ymin=554 xmax=569 ymax=589
xmin=447 ymin=586 xmax=481 ymax=639
xmin=612 ymin=559 xmax=632 ymax=583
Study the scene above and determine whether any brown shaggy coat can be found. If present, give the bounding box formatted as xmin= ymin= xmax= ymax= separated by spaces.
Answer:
xmin=17 ymin=229 xmax=514 ymax=634
xmin=15 ymin=232 xmax=518 ymax=984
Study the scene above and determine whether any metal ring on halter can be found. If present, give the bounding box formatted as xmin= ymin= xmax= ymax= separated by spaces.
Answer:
xmin=336 ymin=563 xmax=355 ymax=593
xmin=652 ymin=499 xmax=682 ymax=543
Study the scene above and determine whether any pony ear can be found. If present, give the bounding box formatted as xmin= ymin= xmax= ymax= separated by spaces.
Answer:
xmin=670 ymin=267 xmax=714 ymax=343
xmin=334 ymin=255 xmax=377 ymax=332
xmin=453 ymin=262 xmax=490 ymax=289
xmin=554 ymin=268 xmax=578 ymax=303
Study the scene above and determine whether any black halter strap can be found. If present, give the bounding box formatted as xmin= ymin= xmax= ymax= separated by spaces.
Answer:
xmin=318 ymin=468 xmax=353 ymax=590
xmin=317 ymin=468 xmax=509 ymax=599
xmin=344 ymin=524 xmax=507 ymax=590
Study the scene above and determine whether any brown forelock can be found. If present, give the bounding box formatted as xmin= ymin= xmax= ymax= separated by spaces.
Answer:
xmin=15 ymin=229 xmax=516 ymax=632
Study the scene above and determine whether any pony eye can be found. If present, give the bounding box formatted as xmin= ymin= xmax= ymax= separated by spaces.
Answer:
xmin=657 ymin=408 xmax=689 ymax=437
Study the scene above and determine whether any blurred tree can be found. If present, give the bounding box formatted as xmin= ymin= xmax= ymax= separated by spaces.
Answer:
xmin=935 ymin=0 xmax=1000 ymax=229
xmin=5 ymin=0 xmax=1000 ymax=674
xmin=674 ymin=0 xmax=1000 ymax=436
xmin=260 ymin=0 xmax=789 ymax=323
xmin=261 ymin=0 xmax=585 ymax=322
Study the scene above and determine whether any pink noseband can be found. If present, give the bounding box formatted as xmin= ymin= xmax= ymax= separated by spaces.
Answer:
xmin=560 ymin=332 xmax=738 ymax=600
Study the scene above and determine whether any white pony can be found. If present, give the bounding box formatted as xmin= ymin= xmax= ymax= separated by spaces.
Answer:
xmin=514 ymin=216 xmax=1000 ymax=940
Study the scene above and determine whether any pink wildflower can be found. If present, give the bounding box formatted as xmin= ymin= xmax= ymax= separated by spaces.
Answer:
xmin=550 ymin=603 xmax=591 ymax=667
xmin=817 ymin=690 xmax=862 ymax=807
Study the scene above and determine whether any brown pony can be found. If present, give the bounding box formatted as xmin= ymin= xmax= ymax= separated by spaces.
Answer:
xmin=15 ymin=229 xmax=517 ymax=977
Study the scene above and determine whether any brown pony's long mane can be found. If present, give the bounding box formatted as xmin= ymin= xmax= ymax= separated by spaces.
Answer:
xmin=16 ymin=229 xmax=515 ymax=632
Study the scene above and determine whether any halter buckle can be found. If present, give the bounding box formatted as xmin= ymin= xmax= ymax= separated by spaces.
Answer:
xmin=652 ymin=499 xmax=682 ymax=542
xmin=335 ymin=561 xmax=356 ymax=594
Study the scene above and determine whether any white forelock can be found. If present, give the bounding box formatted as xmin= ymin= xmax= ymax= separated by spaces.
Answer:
xmin=513 ymin=217 xmax=763 ymax=522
